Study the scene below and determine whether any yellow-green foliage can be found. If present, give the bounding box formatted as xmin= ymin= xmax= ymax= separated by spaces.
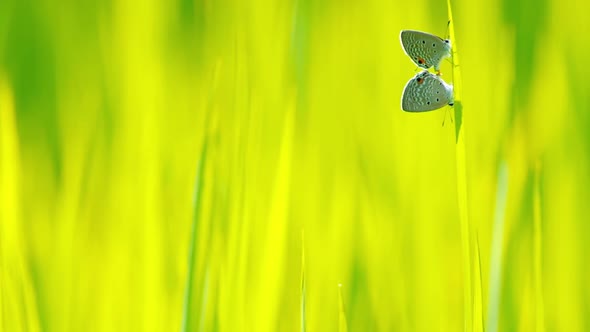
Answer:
xmin=0 ymin=0 xmax=589 ymax=331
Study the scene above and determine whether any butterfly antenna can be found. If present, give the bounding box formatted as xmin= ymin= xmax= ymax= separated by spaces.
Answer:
xmin=441 ymin=105 xmax=454 ymax=127
xmin=449 ymin=106 xmax=454 ymax=124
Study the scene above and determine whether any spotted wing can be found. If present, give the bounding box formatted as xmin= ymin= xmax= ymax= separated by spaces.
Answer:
xmin=400 ymin=30 xmax=451 ymax=71
xmin=401 ymin=71 xmax=453 ymax=112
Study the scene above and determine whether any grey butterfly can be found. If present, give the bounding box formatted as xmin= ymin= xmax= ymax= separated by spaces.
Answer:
xmin=400 ymin=30 xmax=452 ymax=75
xmin=401 ymin=70 xmax=454 ymax=112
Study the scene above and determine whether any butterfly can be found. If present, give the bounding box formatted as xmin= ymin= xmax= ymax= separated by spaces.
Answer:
xmin=401 ymin=70 xmax=454 ymax=112
xmin=400 ymin=30 xmax=452 ymax=75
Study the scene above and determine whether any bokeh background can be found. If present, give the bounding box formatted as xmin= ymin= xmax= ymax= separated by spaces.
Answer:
xmin=1 ymin=0 xmax=589 ymax=331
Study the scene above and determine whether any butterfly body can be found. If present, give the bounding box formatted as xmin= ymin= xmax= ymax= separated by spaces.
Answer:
xmin=401 ymin=70 xmax=454 ymax=112
xmin=400 ymin=30 xmax=452 ymax=73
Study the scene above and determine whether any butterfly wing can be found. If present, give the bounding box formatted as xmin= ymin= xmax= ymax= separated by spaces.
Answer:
xmin=401 ymin=71 xmax=453 ymax=112
xmin=400 ymin=30 xmax=452 ymax=71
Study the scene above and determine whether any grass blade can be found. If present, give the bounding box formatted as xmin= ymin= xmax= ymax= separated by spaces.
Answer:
xmin=533 ymin=162 xmax=545 ymax=332
xmin=300 ymin=229 xmax=307 ymax=332
xmin=474 ymin=234 xmax=485 ymax=332
xmin=487 ymin=162 xmax=508 ymax=332
xmin=180 ymin=140 xmax=209 ymax=332
xmin=446 ymin=2 xmax=473 ymax=330
xmin=338 ymin=284 xmax=348 ymax=332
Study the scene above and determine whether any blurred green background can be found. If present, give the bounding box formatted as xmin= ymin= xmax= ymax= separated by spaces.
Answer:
xmin=1 ymin=0 xmax=589 ymax=331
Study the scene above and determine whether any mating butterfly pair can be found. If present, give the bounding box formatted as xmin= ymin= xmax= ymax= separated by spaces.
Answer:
xmin=399 ymin=30 xmax=454 ymax=112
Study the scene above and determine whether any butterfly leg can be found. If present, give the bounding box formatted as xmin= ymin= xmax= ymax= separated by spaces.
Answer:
xmin=434 ymin=64 xmax=442 ymax=76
